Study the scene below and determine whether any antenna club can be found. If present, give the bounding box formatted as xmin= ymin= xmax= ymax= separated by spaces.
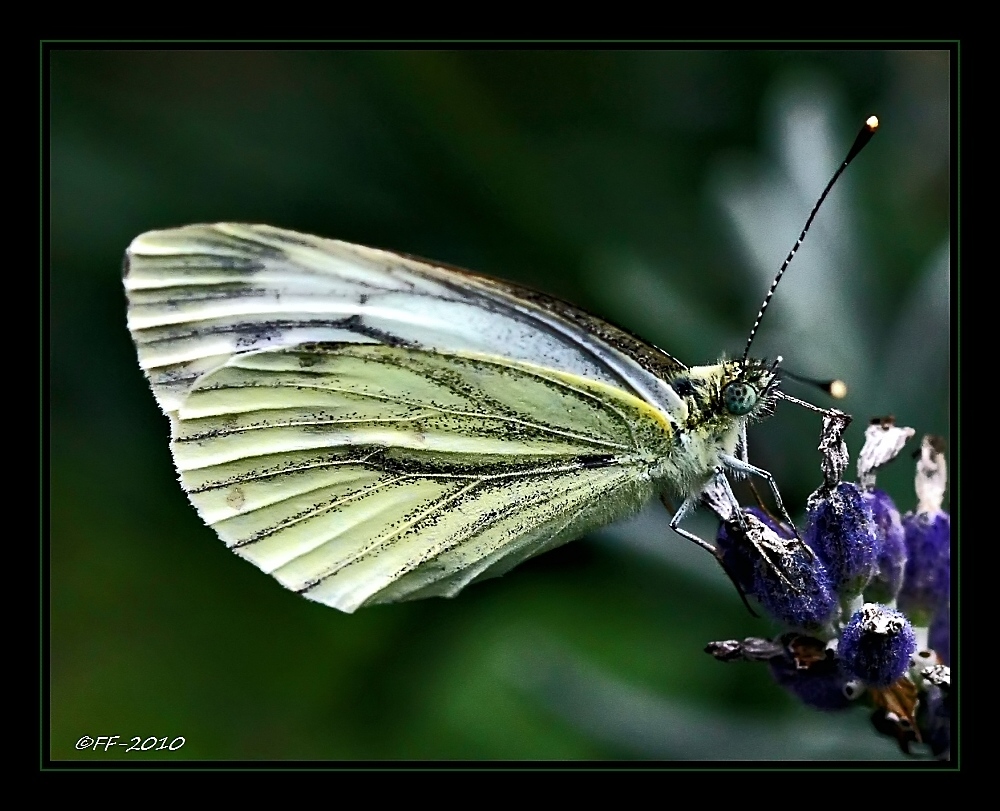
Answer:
xmin=828 ymin=379 xmax=848 ymax=400
xmin=845 ymin=116 xmax=879 ymax=166
xmin=781 ymin=369 xmax=849 ymax=400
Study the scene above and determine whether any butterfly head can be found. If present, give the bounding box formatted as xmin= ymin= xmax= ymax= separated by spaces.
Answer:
xmin=723 ymin=358 xmax=781 ymax=419
xmin=672 ymin=357 xmax=780 ymax=433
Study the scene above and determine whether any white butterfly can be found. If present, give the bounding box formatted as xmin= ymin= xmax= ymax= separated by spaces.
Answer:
xmin=124 ymin=223 xmax=791 ymax=612
xmin=124 ymin=117 xmax=885 ymax=613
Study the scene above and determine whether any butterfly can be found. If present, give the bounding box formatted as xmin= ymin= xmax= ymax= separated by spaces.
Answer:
xmin=124 ymin=120 xmax=878 ymax=613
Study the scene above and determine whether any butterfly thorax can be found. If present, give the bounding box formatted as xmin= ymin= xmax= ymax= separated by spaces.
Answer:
xmin=652 ymin=359 xmax=778 ymax=496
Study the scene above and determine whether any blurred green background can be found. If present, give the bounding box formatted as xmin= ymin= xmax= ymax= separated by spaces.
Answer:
xmin=50 ymin=49 xmax=950 ymax=761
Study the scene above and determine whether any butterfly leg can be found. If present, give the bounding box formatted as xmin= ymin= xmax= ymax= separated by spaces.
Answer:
xmin=736 ymin=425 xmax=779 ymax=525
xmin=699 ymin=468 xmax=798 ymax=575
xmin=665 ymin=470 xmax=766 ymax=565
xmin=719 ymin=453 xmax=798 ymax=536
xmin=719 ymin=454 xmax=820 ymax=568
xmin=664 ymin=491 xmax=720 ymax=557
xmin=661 ymin=480 xmax=759 ymax=617
xmin=693 ymin=470 xmax=807 ymax=596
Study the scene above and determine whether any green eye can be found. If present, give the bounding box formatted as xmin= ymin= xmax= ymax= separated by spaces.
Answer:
xmin=723 ymin=381 xmax=758 ymax=416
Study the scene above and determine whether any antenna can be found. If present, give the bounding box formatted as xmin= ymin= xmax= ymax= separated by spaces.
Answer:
xmin=781 ymin=368 xmax=849 ymax=400
xmin=742 ymin=116 xmax=879 ymax=363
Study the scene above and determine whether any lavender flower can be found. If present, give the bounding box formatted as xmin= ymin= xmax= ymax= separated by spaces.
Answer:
xmin=806 ymin=482 xmax=879 ymax=600
xmin=767 ymin=634 xmax=855 ymax=711
xmin=802 ymin=412 xmax=879 ymax=600
xmin=716 ymin=509 xmax=838 ymax=632
xmin=863 ymin=488 xmax=907 ymax=604
xmin=838 ymin=603 xmax=917 ymax=687
xmin=704 ymin=418 xmax=949 ymax=759
xmin=929 ymin=605 xmax=950 ymax=666
xmin=897 ymin=436 xmax=950 ymax=626
xmin=919 ymin=665 xmax=951 ymax=759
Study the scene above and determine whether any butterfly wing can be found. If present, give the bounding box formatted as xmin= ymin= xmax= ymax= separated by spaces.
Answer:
xmin=124 ymin=223 xmax=688 ymax=419
xmin=124 ymin=224 xmax=681 ymax=610
xmin=173 ymin=343 xmax=672 ymax=611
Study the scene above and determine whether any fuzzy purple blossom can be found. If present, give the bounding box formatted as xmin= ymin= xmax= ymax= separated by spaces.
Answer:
xmin=805 ymin=482 xmax=879 ymax=599
xmin=839 ymin=603 xmax=917 ymax=687
xmin=863 ymin=488 xmax=907 ymax=604
xmin=919 ymin=665 xmax=951 ymax=759
xmin=769 ymin=649 xmax=854 ymax=710
xmin=897 ymin=436 xmax=950 ymax=626
xmin=717 ymin=509 xmax=838 ymax=631
xmin=929 ymin=605 xmax=950 ymax=666
xmin=898 ymin=511 xmax=950 ymax=625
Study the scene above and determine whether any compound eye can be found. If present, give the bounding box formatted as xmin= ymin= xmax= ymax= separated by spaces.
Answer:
xmin=723 ymin=381 xmax=758 ymax=416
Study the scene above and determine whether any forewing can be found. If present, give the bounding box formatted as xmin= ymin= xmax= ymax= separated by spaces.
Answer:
xmin=124 ymin=223 xmax=686 ymax=419
xmin=173 ymin=344 xmax=664 ymax=612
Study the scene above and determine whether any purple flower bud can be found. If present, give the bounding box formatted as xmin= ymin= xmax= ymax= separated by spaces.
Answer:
xmin=768 ymin=633 xmax=859 ymax=711
xmin=919 ymin=666 xmax=951 ymax=761
xmin=898 ymin=511 xmax=950 ymax=625
xmin=929 ymin=603 xmax=950 ymax=666
xmin=805 ymin=482 xmax=879 ymax=599
xmin=769 ymin=650 xmax=854 ymax=711
xmin=923 ymin=686 xmax=951 ymax=760
xmin=839 ymin=603 xmax=917 ymax=687
xmin=717 ymin=509 xmax=838 ymax=631
xmin=898 ymin=435 xmax=950 ymax=625
xmin=716 ymin=507 xmax=782 ymax=591
xmin=862 ymin=488 xmax=907 ymax=604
